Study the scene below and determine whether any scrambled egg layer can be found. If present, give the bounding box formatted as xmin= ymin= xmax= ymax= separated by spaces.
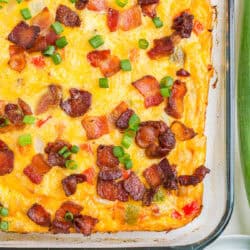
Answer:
xmin=0 ymin=0 xmax=212 ymax=233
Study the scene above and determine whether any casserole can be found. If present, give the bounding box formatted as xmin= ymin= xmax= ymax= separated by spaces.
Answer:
xmin=0 ymin=0 xmax=234 ymax=248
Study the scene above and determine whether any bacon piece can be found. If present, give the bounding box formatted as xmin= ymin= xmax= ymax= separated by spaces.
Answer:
xmin=81 ymin=115 xmax=109 ymax=140
xmin=8 ymin=21 xmax=40 ymax=49
xmin=28 ymin=36 xmax=47 ymax=53
xmin=96 ymin=145 xmax=119 ymax=168
xmin=75 ymin=0 xmax=89 ymax=10
xmin=31 ymin=7 xmax=53 ymax=32
xmin=50 ymin=220 xmax=71 ymax=234
xmin=23 ymin=154 xmax=51 ymax=184
xmin=132 ymin=75 xmax=163 ymax=108
xmin=165 ymin=80 xmax=187 ymax=119
xmin=176 ymin=68 xmax=190 ymax=77
xmin=145 ymin=143 xmax=169 ymax=158
xmin=87 ymin=0 xmax=107 ymax=11
xmin=60 ymin=88 xmax=92 ymax=118
xmin=62 ymin=174 xmax=87 ymax=196
xmin=98 ymin=167 xmax=122 ymax=181
xmin=55 ymin=201 xmax=83 ymax=221
xmin=138 ymin=0 xmax=159 ymax=4
xmin=178 ymin=166 xmax=210 ymax=186
xmin=158 ymin=128 xmax=176 ymax=151
xmin=107 ymin=8 xmax=119 ymax=32
xmin=142 ymin=188 xmax=156 ymax=206
xmin=83 ymin=167 xmax=95 ymax=184
xmin=118 ymin=5 xmax=142 ymax=31
xmin=148 ymin=36 xmax=174 ymax=59
xmin=172 ymin=12 xmax=194 ymax=38
xmin=8 ymin=45 xmax=26 ymax=72
xmin=143 ymin=164 xmax=163 ymax=188
xmin=73 ymin=215 xmax=98 ymax=236
xmin=27 ymin=203 xmax=51 ymax=227
xmin=0 ymin=140 xmax=14 ymax=176
xmin=45 ymin=29 xmax=59 ymax=45
xmin=170 ymin=121 xmax=196 ymax=141
xmin=123 ymin=172 xmax=145 ymax=201
xmin=110 ymin=101 xmax=128 ymax=123
xmin=141 ymin=3 xmax=158 ymax=18
xmin=116 ymin=109 xmax=134 ymax=130
xmin=18 ymin=98 xmax=32 ymax=115
xmin=4 ymin=103 xmax=24 ymax=126
xmin=56 ymin=5 xmax=81 ymax=27
xmin=45 ymin=140 xmax=72 ymax=167
xmin=87 ymin=50 xmax=121 ymax=77
xmin=36 ymin=85 xmax=62 ymax=115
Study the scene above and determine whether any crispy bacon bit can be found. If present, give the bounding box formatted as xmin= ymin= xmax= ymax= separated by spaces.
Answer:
xmin=193 ymin=20 xmax=204 ymax=35
xmin=62 ymin=174 xmax=87 ymax=196
xmin=18 ymin=98 xmax=32 ymax=115
xmin=36 ymin=85 xmax=62 ymax=115
xmin=165 ymin=80 xmax=187 ymax=119
xmin=170 ymin=121 xmax=196 ymax=141
xmin=172 ymin=12 xmax=194 ymax=38
xmin=45 ymin=29 xmax=59 ymax=45
xmin=141 ymin=3 xmax=158 ymax=18
xmin=87 ymin=50 xmax=120 ymax=77
xmin=73 ymin=215 xmax=98 ymax=236
xmin=36 ymin=115 xmax=52 ymax=128
xmin=27 ymin=203 xmax=51 ymax=227
xmin=98 ymin=167 xmax=122 ymax=181
xmin=176 ymin=68 xmax=190 ymax=77
xmin=81 ymin=115 xmax=109 ymax=140
xmin=50 ymin=220 xmax=71 ymax=234
xmin=118 ymin=5 xmax=142 ymax=31
xmin=123 ymin=172 xmax=145 ymax=201
xmin=158 ymin=158 xmax=178 ymax=190
xmin=142 ymin=188 xmax=156 ymax=206
xmin=147 ymin=36 xmax=174 ymax=59
xmin=45 ymin=140 xmax=72 ymax=167
xmin=56 ymin=5 xmax=81 ymax=27
xmin=23 ymin=154 xmax=51 ymax=184
xmin=135 ymin=121 xmax=176 ymax=158
xmin=4 ymin=104 xmax=23 ymax=126
xmin=138 ymin=0 xmax=159 ymax=4
xmin=8 ymin=21 xmax=40 ymax=49
xmin=83 ymin=167 xmax=95 ymax=184
xmin=60 ymin=88 xmax=92 ymax=118
xmin=31 ymin=56 xmax=46 ymax=68
xmin=132 ymin=75 xmax=163 ymax=108
xmin=0 ymin=140 xmax=14 ymax=176
xmin=116 ymin=109 xmax=134 ymax=130
xmin=87 ymin=0 xmax=107 ymax=11
xmin=75 ymin=0 xmax=89 ymax=10
xmin=110 ymin=101 xmax=129 ymax=123
xmin=31 ymin=7 xmax=53 ymax=32
xmin=8 ymin=45 xmax=26 ymax=72
xmin=178 ymin=166 xmax=210 ymax=186
xmin=107 ymin=8 xmax=119 ymax=32
xmin=28 ymin=36 xmax=47 ymax=53
xmin=96 ymin=145 xmax=119 ymax=168
xmin=182 ymin=201 xmax=200 ymax=216
xmin=143 ymin=164 xmax=162 ymax=188
xmin=55 ymin=201 xmax=83 ymax=221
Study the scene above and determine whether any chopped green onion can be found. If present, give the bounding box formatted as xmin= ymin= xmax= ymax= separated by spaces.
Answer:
xmin=118 ymin=153 xmax=130 ymax=164
xmin=125 ymin=205 xmax=139 ymax=225
xmin=0 ymin=221 xmax=8 ymax=231
xmin=128 ymin=114 xmax=140 ymax=131
xmin=0 ymin=0 xmax=9 ymax=3
xmin=99 ymin=78 xmax=109 ymax=88
xmin=51 ymin=21 xmax=64 ymax=35
xmin=64 ymin=211 xmax=74 ymax=221
xmin=63 ymin=151 xmax=71 ymax=159
xmin=16 ymin=0 xmax=22 ymax=3
xmin=152 ymin=17 xmax=163 ymax=28
xmin=71 ymin=145 xmax=79 ymax=154
xmin=43 ymin=45 xmax=55 ymax=56
xmin=121 ymin=133 xmax=133 ymax=149
xmin=65 ymin=160 xmax=78 ymax=170
xmin=115 ymin=0 xmax=128 ymax=7
xmin=160 ymin=87 xmax=171 ymax=97
xmin=120 ymin=59 xmax=132 ymax=71
xmin=153 ymin=189 xmax=165 ymax=202
xmin=69 ymin=0 xmax=76 ymax=3
xmin=89 ymin=35 xmax=104 ymax=49
xmin=23 ymin=115 xmax=36 ymax=125
xmin=113 ymin=146 xmax=124 ymax=158
xmin=138 ymin=39 xmax=149 ymax=49
xmin=0 ymin=207 xmax=8 ymax=217
xmin=20 ymin=8 xmax=32 ymax=20
xmin=18 ymin=134 xmax=32 ymax=147
xmin=51 ymin=53 xmax=62 ymax=65
xmin=160 ymin=76 xmax=174 ymax=88
xmin=58 ymin=146 xmax=68 ymax=156
xmin=124 ymin=158 xmax=133 ymax=169
xmin=56 ymin=36 xmax=68 ymax=49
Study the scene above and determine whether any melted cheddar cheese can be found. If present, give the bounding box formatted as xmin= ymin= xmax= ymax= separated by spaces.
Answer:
xmin=0 ymin=0 xmax=213 ymax=233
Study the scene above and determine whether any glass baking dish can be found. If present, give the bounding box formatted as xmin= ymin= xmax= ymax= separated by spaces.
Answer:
xmin=0 ymin=0 xmax=234 ymax=248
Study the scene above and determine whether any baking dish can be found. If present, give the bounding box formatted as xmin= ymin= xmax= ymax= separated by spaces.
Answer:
xmin=0 ymin=0 xmax=234 ymax=248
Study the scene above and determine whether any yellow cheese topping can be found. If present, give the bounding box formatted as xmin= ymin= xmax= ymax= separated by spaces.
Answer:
xmin=0 ymin=0 xmax=213 ymax=233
